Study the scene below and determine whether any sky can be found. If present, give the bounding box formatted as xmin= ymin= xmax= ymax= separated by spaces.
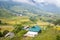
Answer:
xmin=0 ymin=0 xmax=60 ymax=7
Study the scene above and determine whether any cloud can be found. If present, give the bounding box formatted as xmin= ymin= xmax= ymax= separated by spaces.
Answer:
xmin=12 ymin=0 xmax=60 ymax=7
xmin=46 ymin=0 xmax=60 ymax=7
xmin=33 ymin=0 xmax=60 ymax=7
xmin=13 ymin=0 xmax=35 ymax=5
xmin=33 ymin=0 xmax=44 ymax=3
xmin=13 ymin=0 xmax=28 ymax=2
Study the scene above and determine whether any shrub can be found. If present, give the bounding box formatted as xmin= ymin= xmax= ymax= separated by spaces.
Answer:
xmin=56 ymin=35 xmax=60 ymax=40
xmin=3 ymin=30 xmax=9 ymax=36
xmin=29 ymin=16 xmax=38 ymax=23
xmin=0 ymin=20 xmax=2 ymax=24
xmin=53 ymin=19 xmax=60 ymax=25
xmin=0 ymin=32 xmax=3 ymax=37
xmin=13 ymin=24 xmax=23 ymax=34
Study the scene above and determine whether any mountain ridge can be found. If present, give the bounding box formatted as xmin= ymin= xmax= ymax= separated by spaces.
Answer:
xmin=0 ymin=1 xmax=60 ymax=17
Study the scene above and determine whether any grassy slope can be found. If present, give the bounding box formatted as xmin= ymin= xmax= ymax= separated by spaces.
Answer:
xmin=0 ymin=25 xmax=14 ymax=32
xmin=0 ymin=8 xmax=15 ymax=18
xmin=0 ymin=16 xmax=60 ymax=40
xmin=0 ymin=16 xmax=50 ymax=32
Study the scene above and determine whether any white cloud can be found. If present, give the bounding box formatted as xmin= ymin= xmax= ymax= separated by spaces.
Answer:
xmin=33 ymin=0 xmax=44 ymax=3
xmin=12 ymin=0 xmax=60 ymax=7
xmin=13 ymin=0 xmax=28 ymax=2
xmin=13 ymin=0 xmax=35 ymax=5
xmin=33 ymin=0 xmax=60 ymax=7
xmin=46 ymin=0 xmax=60 ymax=7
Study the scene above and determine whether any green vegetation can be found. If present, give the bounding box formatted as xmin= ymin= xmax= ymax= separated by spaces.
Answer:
xmin=0 ymin=8 xmax=15 ymax=18
xmin=3 ymin=30 xmax=9 ymax=36
xmin=56 ymin=35 xmax=60 ymax=40
xmin=0 ymin=32 xmax=3 ymax=37
xmin=0 ymin=5 xmax=60 ymax=40
xmin=13 ymin=24 xmax=23 ymax=34
xmin=29 ymin=16 xmax=38 ymax=23
xmin=0 ymin=30 xmax=9 ymax=37
xmin=0 ymin=15 xmax=60 ymax=40
xmin=0 ymin=20 xmax=2 ymax=24
xmin=53 ymin=19 xmax=60 ymax=25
